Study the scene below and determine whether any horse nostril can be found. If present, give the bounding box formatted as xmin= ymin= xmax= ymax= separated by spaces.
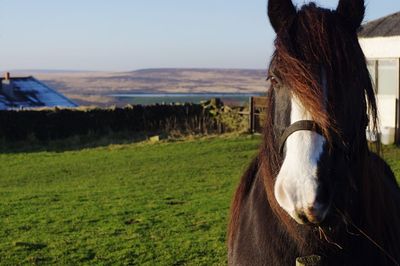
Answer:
xmin=304 ymin=203 xmax=328 ymax=224
xmin=296 ymin=211 xmax=309 ymax=224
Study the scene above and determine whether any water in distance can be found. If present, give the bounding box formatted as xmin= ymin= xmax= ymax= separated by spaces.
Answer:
xmin=109 ymin=92 xmax=265 ymax=106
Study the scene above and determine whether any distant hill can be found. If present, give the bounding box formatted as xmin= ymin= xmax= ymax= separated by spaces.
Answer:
xmin=16 ymin=68 xmax=268 ymax=106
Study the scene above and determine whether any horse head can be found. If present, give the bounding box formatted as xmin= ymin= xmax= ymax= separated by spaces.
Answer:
xmin=264 ymin=0 xmax=376 ymax=226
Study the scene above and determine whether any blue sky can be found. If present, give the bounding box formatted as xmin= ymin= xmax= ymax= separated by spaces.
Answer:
xmin=0 ymin=0 xmax=398 ymax=71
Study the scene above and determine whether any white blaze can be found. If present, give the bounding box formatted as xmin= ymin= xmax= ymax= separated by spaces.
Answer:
xmin=274 ymin=95 xmax=326 ymax=224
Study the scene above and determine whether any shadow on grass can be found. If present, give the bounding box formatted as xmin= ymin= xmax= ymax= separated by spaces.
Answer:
xmin=14 ymin=241 xmax=47 ymax=251
xmin=0 ymin=131 xmax=156 ymax=154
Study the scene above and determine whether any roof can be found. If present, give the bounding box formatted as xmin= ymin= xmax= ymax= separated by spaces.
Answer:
xmin=0 ymin=76 xmax=77 ymax=110
xmin=359 ymin=12 xmax=400 ymax=38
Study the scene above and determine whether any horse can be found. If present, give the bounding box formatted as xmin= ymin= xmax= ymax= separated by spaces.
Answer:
xmin=228 ymin=0 xmax=400 ymax=265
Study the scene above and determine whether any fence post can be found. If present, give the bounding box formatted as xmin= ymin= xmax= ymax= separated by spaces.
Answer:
xmin=296 ymin=255 xmax=321 ymax=266
xmin=396 ymin=58 xmax=400 ymax=146
xmin=396 ymin=98 xmax=399 ymax=146
xmin=249 ymin=97 xmax=254 ymax=133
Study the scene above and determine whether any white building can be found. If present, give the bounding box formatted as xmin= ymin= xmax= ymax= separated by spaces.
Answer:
xmin=359 ymin=11 xmax=400 ymax=145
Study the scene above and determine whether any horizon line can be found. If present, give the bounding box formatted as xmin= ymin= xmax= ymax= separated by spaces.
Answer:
xmin=2 ymin=67 xmax=268 ymax=74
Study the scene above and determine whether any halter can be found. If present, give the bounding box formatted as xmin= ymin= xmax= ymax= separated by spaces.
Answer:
xmin=279 ymin=120 xmax=323 ymax=154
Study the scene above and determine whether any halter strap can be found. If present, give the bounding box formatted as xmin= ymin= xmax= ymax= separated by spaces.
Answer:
xmin=279 ymin=120 xmax=323 ymax=154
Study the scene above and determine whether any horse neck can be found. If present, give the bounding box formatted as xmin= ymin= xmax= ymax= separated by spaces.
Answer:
xmin=350 ymin=146 xmax=400 ymax=253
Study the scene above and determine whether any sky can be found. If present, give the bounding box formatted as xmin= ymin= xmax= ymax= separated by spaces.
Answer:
xmin=0 ymin=0 xmax=398 ymax=71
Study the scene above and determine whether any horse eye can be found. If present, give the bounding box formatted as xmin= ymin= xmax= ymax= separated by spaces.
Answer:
xmin=270 ymin=76 xmax=279 ymax=87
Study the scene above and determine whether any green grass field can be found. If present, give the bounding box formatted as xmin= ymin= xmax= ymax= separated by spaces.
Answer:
xmin=0 ymin=136 xmax=398 ymax=265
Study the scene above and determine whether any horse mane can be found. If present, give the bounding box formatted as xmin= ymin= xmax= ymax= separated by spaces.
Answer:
xmin=227 ymin=156 xmax=259 ymax=250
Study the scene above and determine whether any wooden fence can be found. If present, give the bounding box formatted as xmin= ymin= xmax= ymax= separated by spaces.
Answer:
xmin=238 ymin=96 xmax=269 ymax=133
xmin=244 ymin=96 xmax=269 ymax=133
xmin=249 ymin=96 xmax=268 ymax=133
xmin=396 ymin=98 xmax=400 ymax=145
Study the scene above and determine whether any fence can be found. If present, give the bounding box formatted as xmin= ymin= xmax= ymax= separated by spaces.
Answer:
xmin=396 ymin=99 xmax=400 ymax=145
xmin=237 ymin=96 xmax=269 ymax=133
xmin=250 ymin=96 xmax=268 ymax=133
xmin=0 ymin=104 xmax=220 ymax=142
xmin=0 ymin=98 xmax=270 ymax=143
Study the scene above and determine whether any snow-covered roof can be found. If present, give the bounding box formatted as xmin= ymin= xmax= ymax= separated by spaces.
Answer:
xmin=0 ymin=76 xmax=77 ymax=110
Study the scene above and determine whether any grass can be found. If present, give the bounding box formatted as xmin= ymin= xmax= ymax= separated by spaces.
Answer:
xmin=0 ymin=135 xmax=398 ymax=265
xmin=0 ymin=135 xmax=259 ymax=265
xmin=382 ymin=145 xmax=400 ymax=178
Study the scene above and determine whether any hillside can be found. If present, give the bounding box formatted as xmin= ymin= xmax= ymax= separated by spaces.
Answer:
xmin=15 ymin=69 xmax=267 ymax=106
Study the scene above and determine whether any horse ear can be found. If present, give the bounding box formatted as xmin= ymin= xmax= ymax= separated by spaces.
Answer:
xmin=336 ymin=0 xmax=365 ymax=29
xmin=268 ymin=0 xmax=297 ymax=33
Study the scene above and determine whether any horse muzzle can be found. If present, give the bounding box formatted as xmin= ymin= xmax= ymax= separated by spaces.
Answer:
xmin=296 ymin=201 xmax=330 ymax=225
xmin=274 ymin=171 xmax=331 ymax=225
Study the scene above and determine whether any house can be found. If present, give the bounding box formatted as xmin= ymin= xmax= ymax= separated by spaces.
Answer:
xmin=0 ymin=72 xmax=77 ymax=110
xmin=358 ymin=11 xmax=400 ymax=145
